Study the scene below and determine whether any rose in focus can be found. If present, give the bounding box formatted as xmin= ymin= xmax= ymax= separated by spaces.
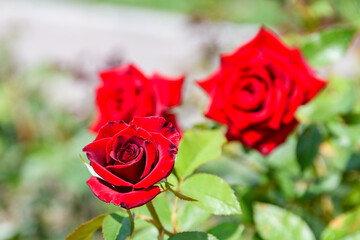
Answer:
xmin=198 ymin=28 xmax=326 ymax=155
xmin=90 ymin=64 xmax=184 ymax=133
xmin=83 ymin=116 xmax=180 ymax=209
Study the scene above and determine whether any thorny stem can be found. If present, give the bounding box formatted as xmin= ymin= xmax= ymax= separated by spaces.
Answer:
xmin=146 ymin=201 xmax=173 ymax=239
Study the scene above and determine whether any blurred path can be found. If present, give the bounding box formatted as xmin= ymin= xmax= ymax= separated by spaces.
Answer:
xmin=0 ymin=0 xmax=257 ymax=76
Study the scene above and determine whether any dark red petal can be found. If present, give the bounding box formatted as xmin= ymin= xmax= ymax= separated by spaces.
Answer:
xmin=134 ymin=133 xmax=177 ymax=189
xmin=151 ymin=73 xmax=185 ymax=109
xmin=95 ymin=121 xmax=129 ymax=141
xmin=87 ymin=176 xmax=161 ymax=209
xmin=161 ymin=112 xmax=182 ymax=136
xmin=130 ymin=117 xmax=180 ymax=146
xmin=140 ymin=140 xmax=158 ymax=179
xmin=253 ymin=120 xmax=298 ymax=155
xmin=83 ymin=138 xmax=110 ymax=166
xmin=109 ymin=135 xmax=128 ymax=162
xmin=106 ymin=149 xmax=145 ymax=184
xmin=90 ymin=161 xmax=133 ymax=187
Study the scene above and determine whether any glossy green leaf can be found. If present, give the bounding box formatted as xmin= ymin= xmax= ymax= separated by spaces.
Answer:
xmin=176 ymin=202 xmax=211 ymax=231
xmin=254 ymin=203 xmax=315 ymax=240
xmin=175 ymin=129 xmax=226 ymax=180
xmin=181 ymin=173 xmax=241 ymax=215
xmin=301 ymin=28 xmax=356 ymax=67
xmin=102 ymin=212 xmax=132 ymax=240
xmin=296 ymin=125 xmax=323 ymax=170
xmin=321 ymin=207 xmax=360 ymax=240
xmin=169 ymin=232 xmax=218 ymax=240
xmin=65 ymin=214 xmax=107 ymax=240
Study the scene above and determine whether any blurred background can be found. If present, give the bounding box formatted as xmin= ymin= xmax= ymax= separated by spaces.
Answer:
xmin=0 ymin=0 xmax=360 ymax=239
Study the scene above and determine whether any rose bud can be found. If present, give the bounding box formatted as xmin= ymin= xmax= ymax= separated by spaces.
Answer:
xmin=83 ymin=116 xmax=179 ymax=209
xmin=197 ymin=28 xmax=326 ymax=155
xmin=90 ymin=64 xmax=184 ymax=134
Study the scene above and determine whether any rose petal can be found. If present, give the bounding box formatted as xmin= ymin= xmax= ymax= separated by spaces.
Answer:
xmin=253 ymin=120 xmax=298 ymax=155
xmin=130 ymin=117 xmax=180 ymax=146
xmin=90 ymin=160 xmax=133 ymax=187
xmin=135 ymin=133 xmax=177 ymax=189
xmin=95 ymin=121 xmax=129 ymax=141
xmin=161 ymin=112 xmax=182 ymax=136
xmin=238 ymin=27 xmax=291 ymax=57
xmin=83 ymin=138 xmax=110 ymax=166
xmin=140 ymin=140 xmax=158 ymax=179
xmin=106 ymin=149 xmax=145 ymax=184
xmin=197 ymin=69 xmax=220 ymax=94
xmin=87 ymin=176 xmax=161 ymax=209
xmin=109 ymin=135 xmax=128 ymax=163
xmin=151 ymin=73 xmax=184 ymax=110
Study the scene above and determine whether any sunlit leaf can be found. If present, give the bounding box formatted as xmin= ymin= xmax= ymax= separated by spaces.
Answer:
xmin=175 ymin=129 xmax=226 ymax=180
xmin=254 ymin=203 xmax=315 ymax=240
xmin=181 ymin=173 xmax=241 ymax=215
xmin=321 ymin=207 xmax=360 ymax=240
xmin=65 ymin=214 xmax=107 ymax=240
xmin=102 ymin=212 xmax=132 ymax=240
xmin=301 ymin=28 xmax=356 ymax=67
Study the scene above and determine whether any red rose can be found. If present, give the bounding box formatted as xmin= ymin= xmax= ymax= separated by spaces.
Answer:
xmin=90 ymin=64 xmax=184 ymax=133
xmin=197 ymin=28 xmax=326 ymax=155
xmin=83 ymin=116 xmax=180 ymax=209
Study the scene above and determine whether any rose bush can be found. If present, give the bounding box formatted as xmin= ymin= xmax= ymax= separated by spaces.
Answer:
xmin=90 ymin=64 xmax=184 ymax=133
xmin=83 ymin=116 xmax=180 ymax=209
xmin=197 ymin=28 xmax=326 ymax=155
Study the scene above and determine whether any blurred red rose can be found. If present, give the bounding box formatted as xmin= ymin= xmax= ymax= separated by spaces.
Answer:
xmin=83 ymin=116 xmax=179 ymax=209
xmin=90 ymin=64 xmax=184 ymax=133
xmin=197 ymin=28 xmax=326 ymax=155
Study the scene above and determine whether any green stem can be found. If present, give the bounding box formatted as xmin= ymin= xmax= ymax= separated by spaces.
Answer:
xmin=126 ymin=209 xmax=135 ymax=237
xmin=146 ymin=201 xmax=173 ymax=238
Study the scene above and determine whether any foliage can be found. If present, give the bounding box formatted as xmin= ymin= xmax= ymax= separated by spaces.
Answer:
xmin=1 ymin=1 xmax=360 ymax=240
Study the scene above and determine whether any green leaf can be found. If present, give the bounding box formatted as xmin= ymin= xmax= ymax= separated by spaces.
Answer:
xmin=167 ymin=186 xmax=198 ymax=202
xmin=175 ymin=129 xmax=226 ymax=180
xmin=301 ymin=28 xmax=356 ymax=67
xmin=176 ymin=202 xmax=211 ymax=231
xmin=102 ymin=212 xmax=132 ymax=240
xmin=181 ymin=173 xmax=241 ymax=215
xmin=308 ymin=173 xmax=341 ymax=194
xmin=342 ymin=113 xmax=360 ymax=125
xmin=321 ymin=207 xmax=360 ymax=240
xmin=169 ymin=232 xmax=218 ymax=240
xmin=254 ymin=203 xmax=315 ymax=240
xmin=296 ymin=125 xmax=323 ymax=170
xmin=65 ymin=214 xmax=108 ymax=240
xmin=208 ymin=222 xmax=244 ymax=240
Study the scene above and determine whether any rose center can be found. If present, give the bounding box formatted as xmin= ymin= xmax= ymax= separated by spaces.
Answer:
xmin=232 ymin=77 xmax=266 ymax=112
xmin=118 ymin=143 xmax=140 ymax=162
